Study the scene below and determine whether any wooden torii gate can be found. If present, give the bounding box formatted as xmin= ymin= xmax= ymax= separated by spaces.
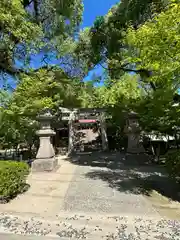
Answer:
xmin=59 ymin=107 xmax=109 ymax=155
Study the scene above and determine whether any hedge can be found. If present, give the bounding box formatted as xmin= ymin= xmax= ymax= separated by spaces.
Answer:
xmin=0 ymin=161 xmax=30 ymax=203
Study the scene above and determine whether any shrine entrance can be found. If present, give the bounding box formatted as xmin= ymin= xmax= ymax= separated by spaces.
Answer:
xmin=58 ymin=107 xmax=109 ymax=155
xmin=74 ymin=120 xmax=102 ymax=152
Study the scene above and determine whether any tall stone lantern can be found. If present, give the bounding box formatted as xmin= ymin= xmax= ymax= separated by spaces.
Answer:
xmin=124 ymin=111 xmax=145 ymax=154
xmin=32 ymin=110 xmax=58 ymax=172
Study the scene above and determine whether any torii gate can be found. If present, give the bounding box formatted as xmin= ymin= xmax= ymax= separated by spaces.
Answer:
xmin=59 ymin=107 xmax=109 ymax=155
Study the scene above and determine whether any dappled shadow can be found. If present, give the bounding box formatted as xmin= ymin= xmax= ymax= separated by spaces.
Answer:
xmin=68 ymin=152 xmax=180 ymax=203
xmin=85 ymin=165 xmax=180 ymax=203
xmin=69 ymin=152 xmax=122 ymax=168
xmin=69 ymin=151 xmax=156 ymax=170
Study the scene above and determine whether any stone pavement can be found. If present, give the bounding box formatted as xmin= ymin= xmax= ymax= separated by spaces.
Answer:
xmin=63 ymin=165 xmax=158 ymax=216
xmin=0 ymin=153 xmax=180 ymax=239
xmin=0 ymin=233 xmax=65 ymax=240
xmin=0 ymin=156 xmax=77 ymax=218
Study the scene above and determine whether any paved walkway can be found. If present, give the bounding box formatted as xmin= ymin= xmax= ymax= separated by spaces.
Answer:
xmin=0 ymin=233 xmax=66 ymax=240
xmin=0 ymin=153 xmax=180 ymax=239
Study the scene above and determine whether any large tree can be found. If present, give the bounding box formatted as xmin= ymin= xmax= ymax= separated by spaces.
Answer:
xmin=1 ymin=0 xmax=180 ymax=149
xmin=124 ymin=0 xmax=180 ymax=134
xmin=74 ymin=0 xmax=168 ymax=80
xmin=0 ymin=0 xmax=83 ymax=78
xmin=77 ymin=0 xmax=180 ymax=135
xmin=0 ymin=0 xmax=84 ymax=148
xmin=125 ymin=0 xmax=180 ymax=90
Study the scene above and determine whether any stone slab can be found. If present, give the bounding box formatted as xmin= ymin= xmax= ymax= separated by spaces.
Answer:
xmin=26 ymin=182 xmax=73 ymax=197
xmin=28 ymin=162 xmax=77 ymax=182
xmin=32 ymin=157 xmax=58 ymax=172
xmin=0 ymin=195 xmax=60 ymax=218
xmin=0 ymin=233 xmax=62 ymax=240
xmin=0 ymin=158 xmax=77 ymax=218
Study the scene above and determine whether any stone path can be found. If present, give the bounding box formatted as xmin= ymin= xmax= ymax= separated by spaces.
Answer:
xmin=63 ymin=165 xmax=158 ymax=216
xmin=0 ymin=153 xmax=180 ymax=239
xmin=0 ymin=233 xmax=66 ymax=240
xmin=0 ymin=156 xmax=77 ymax=218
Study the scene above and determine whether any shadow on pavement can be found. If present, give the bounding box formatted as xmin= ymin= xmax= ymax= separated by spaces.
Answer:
xmin=68 ymin=152 xmax=180 ymax=203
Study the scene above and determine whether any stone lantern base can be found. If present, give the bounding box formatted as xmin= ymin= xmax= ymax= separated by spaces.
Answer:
xmin=32 ymin=157 xmax=58 ymax=172
xmin=126 ymin=133 xmax=145 ymax=154
xmin=32 ymin=110 xmax=59 ymax=172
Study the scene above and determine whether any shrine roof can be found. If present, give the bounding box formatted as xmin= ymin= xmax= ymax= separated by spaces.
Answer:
xmin=59 ymin=107 xmax=107 ymax=113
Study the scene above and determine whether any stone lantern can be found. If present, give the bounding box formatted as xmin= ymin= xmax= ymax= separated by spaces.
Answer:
xmin=32 ymin=110 xmax=58 ymax=172
xmin=124 ymin=111 xmax=145 ymax=154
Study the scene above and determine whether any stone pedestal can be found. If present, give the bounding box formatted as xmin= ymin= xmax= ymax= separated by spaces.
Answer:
xmin=32 ymin=111 xmax=58 ymax=172
xmin=126 ymin=133 xmax=145 ymax=154
xmin=124 ymin=111 xmax=145 ymax=154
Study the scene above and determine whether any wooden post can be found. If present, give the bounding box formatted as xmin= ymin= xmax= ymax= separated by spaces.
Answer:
xmin=99 ymin=112 xmax=108 ymax=151
xmin=68 ymin=110 xmax=77 ymax=155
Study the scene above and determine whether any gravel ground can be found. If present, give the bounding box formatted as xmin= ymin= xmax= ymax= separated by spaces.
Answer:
xmin=0 ymin=213 xmax=180 ymax=239
xmin=62 ymin=161 xmax=159 ymax=216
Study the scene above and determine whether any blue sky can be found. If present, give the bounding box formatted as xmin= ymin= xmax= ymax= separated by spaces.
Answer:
xmin=82 ymin=0 xmax=118 ymax=28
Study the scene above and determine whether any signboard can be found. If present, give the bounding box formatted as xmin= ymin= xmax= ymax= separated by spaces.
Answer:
xmin=78 ymin=119 xmax=97 ymax=123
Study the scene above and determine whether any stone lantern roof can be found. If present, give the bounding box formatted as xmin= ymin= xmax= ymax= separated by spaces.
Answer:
xmin=128 ymin=111 xmax=138 ymax=119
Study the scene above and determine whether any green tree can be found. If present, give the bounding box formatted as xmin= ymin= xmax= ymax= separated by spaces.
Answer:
xmin=125 ymin=0 xmax=180 ymax=90
xmin=0 ymin=0 xmax=83 ymax=76
xmin=74 ymin=0 xmax=168 ymax=79
xmin=0 ymin=0 xmax=84 ymax=148
xmin=122 ymin=1 xmax=180 ymax=134
xmin=0 ymin=67 xmax=84 ymax=148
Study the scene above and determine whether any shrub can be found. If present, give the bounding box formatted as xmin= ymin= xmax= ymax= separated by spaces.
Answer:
xmin=0 ymin=161 xmax=30 ymax=202
xmin=165 ymin=150 xmax=180 ymax=182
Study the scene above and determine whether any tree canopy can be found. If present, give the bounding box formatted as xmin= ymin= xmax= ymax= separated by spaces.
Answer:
xmin=1 ymin=0 xmax=180 ymax=150
xmin=74 ymin=0 xmax=169 ymax=79
xmin=0 ymin=0 xmax=83 ymax=77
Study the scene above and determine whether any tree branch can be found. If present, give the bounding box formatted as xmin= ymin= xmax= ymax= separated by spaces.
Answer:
xmin=98 ymin=62 xmax=156 ymax=90
xmin=0 ymin=64 xmax=60 ymax=76
xmin=99 ymin=61 xmax=148 ymax=75
xmin=34 ymin=0 xmax=39 ymax=24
